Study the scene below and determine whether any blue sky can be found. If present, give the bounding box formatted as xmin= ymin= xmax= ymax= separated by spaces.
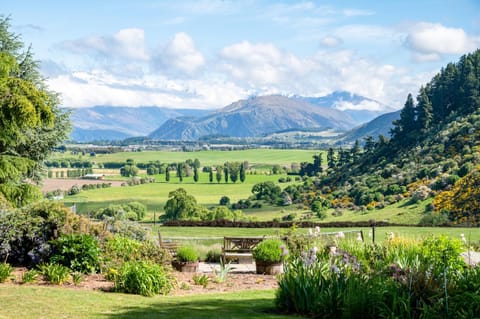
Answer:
xmin=4 ymin=0 xmax=480 ymax=111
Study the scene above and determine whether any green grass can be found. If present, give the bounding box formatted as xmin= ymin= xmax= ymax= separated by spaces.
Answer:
xmin=63 ymin=173 xmax=294 ymax=215
xmin=318 ymin=199 xmax=430 ymax=225
xmin=0 ymin=286 xmax=291 ymax=319
xmin=155 ymin=226 xmax=480 ymax=244
xmin=88 ymin=149 xmax=321 ymax=168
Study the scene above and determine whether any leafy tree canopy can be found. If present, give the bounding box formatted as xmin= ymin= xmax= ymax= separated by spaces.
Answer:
xmin=0 ymin=16 xmax=70 ymax=206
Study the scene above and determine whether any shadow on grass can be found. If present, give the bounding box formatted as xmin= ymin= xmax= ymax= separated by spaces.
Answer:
xmin=102 ymin=293 xmax=293 ymax=319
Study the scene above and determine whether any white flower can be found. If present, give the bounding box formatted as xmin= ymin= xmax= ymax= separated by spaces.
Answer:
xmin=308 ymin=228 xmax=313 ymax=236
xmin=336 ymin=231 xmax=345 ymax=239
xmin=315 ymin=226 xmax=321 ymax=235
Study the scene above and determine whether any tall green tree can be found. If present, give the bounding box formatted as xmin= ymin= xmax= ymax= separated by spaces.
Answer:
xmin=216 ymin=166 xmax=223 ymax=183
xmin=163 ymin=188 xmax=197 ymax=220
xmin=165 ymin=167 xmax=170 ymax=182
xmin=0 ymin=17 xmax=70 ymax=207
xmin=193 ymin=167 xmax=199 ymax=183
xmin=224 ymin=166 xmax=229 ymax=183
xmin=416 ymin=86 xmax=433 ymax=133
xmin=327 ymin=148 xmax=336 ymax=169
xmin=209 ymin=169 xmax=213 ymax=183
xmin=391 ymin=93 xmax=416 ymax=146
xmin=239 ymin=163 xmax=246 ymax=183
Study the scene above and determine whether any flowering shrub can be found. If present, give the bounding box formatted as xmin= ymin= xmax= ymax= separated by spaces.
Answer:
xmin=276 ymin=235 xmax=480 ymax=318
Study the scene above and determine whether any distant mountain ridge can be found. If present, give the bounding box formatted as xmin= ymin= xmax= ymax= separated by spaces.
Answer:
xmin=67 ymin=91 xmax=396 ymax=142
xmin=68 ymin=106 xmax=211 ymax=142
xmin=336 ymin=110 xmax=400 ymax=145
xmin=149 ymin=94 xmax=367 ymax=140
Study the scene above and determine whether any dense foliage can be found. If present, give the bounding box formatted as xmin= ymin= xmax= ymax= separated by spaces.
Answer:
xmin=0 ymin=201 xmax=104 ymax=267
xmin=0 ymin=17 xmax=70 ymax=207
xmin=50 ymin=234 xmax=100 ymax=274
xmin=163 ymin=188 xmax=248 ymax=222
xmin=276 ymin=234 xmax=475 ymax=318
xmin=292 ymin=50 xmax=480 ymax=225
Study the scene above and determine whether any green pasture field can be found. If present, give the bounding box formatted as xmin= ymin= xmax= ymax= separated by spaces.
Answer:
xmin=54 ymin=149 xmax=321 ymax=168
xmin=63 ymin=172 xmax=295 ymax=215
xmin=154 ymin=226 xmax=480 ymax=244
xmin=0 ymin=286 xmax=289 ymax=319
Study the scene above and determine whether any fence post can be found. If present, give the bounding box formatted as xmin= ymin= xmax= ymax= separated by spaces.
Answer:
xmin=372 ymin=225 xmax=376 ymax=244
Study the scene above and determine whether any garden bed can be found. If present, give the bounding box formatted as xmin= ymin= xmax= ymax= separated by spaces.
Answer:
xmin=5 ymin=266 xmax=278 ymax=296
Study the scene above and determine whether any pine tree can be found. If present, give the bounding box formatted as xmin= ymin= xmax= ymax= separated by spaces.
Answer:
xmin=239 ymin=163 xmax=246 ymax=183
xmin=416 ymin=86 xmax=433 ymax=133
xmin=224 ymin=166 xmax=229 ymax=183
xmin=327 ymin=148 xmax=336 ymax=169
xmin=350 ymin=140 xmax=361 ymax=161
xmin=391 ymin=93 xmax=416 ymax=146
xmin=193 ymin=167 xmax=199 ymax=183
xmin=216 ymin=166 xmax=223 ymax=183
xmin=165 ymin=168 xmax=170 ymax=182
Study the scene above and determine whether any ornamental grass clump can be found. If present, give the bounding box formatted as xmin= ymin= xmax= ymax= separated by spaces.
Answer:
xmin=114 ymin=261 xmax=174 ymax=297
xmin=38 ymin=263 xmax=70 ymax=285
xmin=176 ymin=246 xmax=198 ymax=263
xmin=253 ymin=239 xmax=286 ymax=263
xmin=0 ymin=263 xmax=13 ymax=283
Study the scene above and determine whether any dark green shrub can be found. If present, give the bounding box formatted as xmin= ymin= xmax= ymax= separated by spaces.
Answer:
xmin=50 ymin=234 xmax=100 ymax=274
xmin=38 ymin=263 xmax=70 ymax=285
xmin=205 ymin=249 xmax=222 ymax=263
xmin=176 ymin=246 xmax=198 ymax=262
xmin=253 ymin=239 xmax=285 ymax=263
xmin=219 ymin=196 xmax=230 ymax=206
xmin=0 ymin=263 xmax=13 ymax=283
xmin=0 ymin=202 xmax=74 ymax=267
xmin=114 ymin=261 xmax=174 ymax=296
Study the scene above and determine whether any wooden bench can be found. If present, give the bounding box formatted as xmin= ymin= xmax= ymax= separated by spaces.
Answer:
xmin=158 ymin=232 xmax=180 ymax=257
xmin=222 ymin=236 xmax=265 ymax=264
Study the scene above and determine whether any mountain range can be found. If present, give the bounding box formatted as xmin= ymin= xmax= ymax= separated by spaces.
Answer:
xmin=66 ymin=91 xmax=397 ymax=143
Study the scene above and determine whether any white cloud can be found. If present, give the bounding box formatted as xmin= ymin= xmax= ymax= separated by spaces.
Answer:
xmin=219 ymin=41 xmax=308 ymax=87
xmin=334 ymin=24 xmax=394 ymax=42
xmin=60 ymin=28 xmax=149 ymax=61
xmin=154 ymin=32 xmax=205 ymax=75
xmin=342 ymin=9 xmax=375 ymax=17
xmin=46 ymin=70 xmax=246 ymax=109
xmin=334 ymin=100 xmax=383 ymax=111
xmin=405 ymin=23 xmax=479 ymax=56
xmin=320 ymin=36 xmax=342 ymax=48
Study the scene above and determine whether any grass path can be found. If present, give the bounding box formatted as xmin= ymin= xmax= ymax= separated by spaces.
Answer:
xmin=0 ymin=286 xmax=291 ymax=319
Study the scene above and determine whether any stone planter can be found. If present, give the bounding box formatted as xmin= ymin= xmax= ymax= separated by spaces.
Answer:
xmin=255 ymin=260 xmax=283 ymax=275
xmin=172 ymin=260 xmax=199 ymax=273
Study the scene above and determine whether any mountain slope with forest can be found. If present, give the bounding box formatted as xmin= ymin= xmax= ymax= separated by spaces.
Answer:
xmin=289 ymin=49 xmax=480 ymax=226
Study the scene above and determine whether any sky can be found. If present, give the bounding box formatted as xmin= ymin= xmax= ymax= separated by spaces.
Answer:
xmin=3 ymin=0 xmax=480 ymax=111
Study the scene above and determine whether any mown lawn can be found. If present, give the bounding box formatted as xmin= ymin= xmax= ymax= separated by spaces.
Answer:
xmin=0 ymin=286 xmax=291 ymax=319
